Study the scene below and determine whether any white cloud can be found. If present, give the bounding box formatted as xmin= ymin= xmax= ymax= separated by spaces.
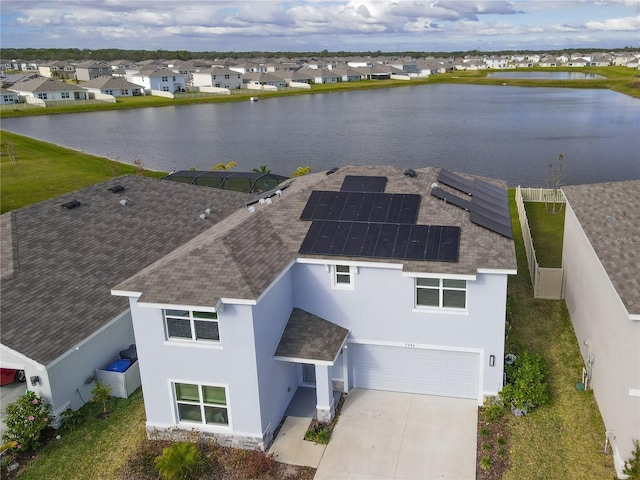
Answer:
xmin=585 ymin=15 xmax=640 ymax=31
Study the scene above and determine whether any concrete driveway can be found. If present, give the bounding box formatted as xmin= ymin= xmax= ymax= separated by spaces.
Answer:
xmin=314 ymin=389 xmax=478 ymax=480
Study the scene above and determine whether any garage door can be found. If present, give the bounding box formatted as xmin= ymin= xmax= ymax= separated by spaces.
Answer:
xmin=351 ymin=344 xmax=479 ymax=399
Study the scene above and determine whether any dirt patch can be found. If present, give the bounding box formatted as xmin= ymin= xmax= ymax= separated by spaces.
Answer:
xmin=476 ymin=407 xmax=511 ymax=479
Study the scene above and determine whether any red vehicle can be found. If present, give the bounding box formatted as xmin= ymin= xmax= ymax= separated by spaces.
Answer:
xmin=0 ymin=368 xmax=26 ymax=386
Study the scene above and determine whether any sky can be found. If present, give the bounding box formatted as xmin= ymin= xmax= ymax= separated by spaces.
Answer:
xmin=1 ymin=0 xmax=639 ymax=53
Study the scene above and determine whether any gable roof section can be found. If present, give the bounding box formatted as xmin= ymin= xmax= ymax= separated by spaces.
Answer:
xmin=563 ymin=180 xmax=640 ymax=318
xmin=9 ymin=77 xmax=86 ymax=93
xmin=115 ymin=166 xmax=517 ymax=309
xmin=79 ymin=76 xmax=142 ymax=90
xmin=0 ymin=176 xmax=250 ymax=366
xmin=274 ymin=308 xmax=349 ymax=364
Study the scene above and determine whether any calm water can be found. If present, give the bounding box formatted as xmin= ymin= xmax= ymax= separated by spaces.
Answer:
xmin=3 ymin=84 xmax=638 ymax=186
xmin=487 ymin=72 xmax=606 ymax=80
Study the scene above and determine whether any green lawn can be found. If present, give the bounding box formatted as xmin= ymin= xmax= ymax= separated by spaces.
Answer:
xmin=0 ymin=131 xmax=166 ymax=213
xmin=523 ymin=201 xmax=565 ymax=268
xmin=15 ymin=391 xmax=147 ymax=480
xmin=504 ymin=190 xmax=615 ymax=480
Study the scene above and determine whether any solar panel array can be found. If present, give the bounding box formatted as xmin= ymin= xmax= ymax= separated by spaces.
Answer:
xmin=298 ymin=175 xmax=460 ymax=262
xmin=340 ymin=175 xmax=387 ymax=193
xmin=300 ymin=191 xmax=421 ymax=224
xmin=433 ymin=169 xmax=513 ymax=239
xmin=299 ymin=221 xmax=460 ymax=262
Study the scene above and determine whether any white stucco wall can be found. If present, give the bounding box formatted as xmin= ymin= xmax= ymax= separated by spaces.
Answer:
xmin=251 ymin=267 xmax=298 ymax=441
xmin=291 ymin=262 xmax=508 ymax=399
xmin=563 ymin=203 xmax=640 ymax=476
xmin=128 ymin=298 xmax=263 ymax=440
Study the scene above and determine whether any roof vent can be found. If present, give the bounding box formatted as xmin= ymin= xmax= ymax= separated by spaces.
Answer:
xmin=404 ymin=168 xmax=416 ymax=178
xmin=61 ymin=200 xmax=81 ymax=210
xmin=108 ymin=185 xmax=125 ymax=193
xmin=326 ymin=167 xmax=339 ymax=175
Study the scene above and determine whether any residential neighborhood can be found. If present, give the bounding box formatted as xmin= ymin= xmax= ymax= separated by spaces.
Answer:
xmin=1 ymin=50 xmax=639 ymax=107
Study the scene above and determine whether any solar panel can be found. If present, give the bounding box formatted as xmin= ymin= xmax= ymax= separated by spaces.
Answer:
xmin=299 ymin=221 xmax=460 ymax=262
xmin=301 ymin=191 xmax=420 ymax=224
xmin=471 ymin=203 xmax=512 ymax=228
xmin=431 ymin=187 xmax=472 ymax=211
xmin=470 ymin=211 xmax=513 ymax=239
xmin=438 ymin=170 xmax=474 ymax=195
xmin=341 ymin=175 xmax=387 ymax=193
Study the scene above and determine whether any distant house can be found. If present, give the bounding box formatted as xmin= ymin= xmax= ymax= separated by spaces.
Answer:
xmin=272 ymin=70 xmax=315 ymax=85
xmin=561 ymin=180 xmax=640 ymax=479
xmin=8 ymin=77 xmax=88 ymax=102
xmin=484 ymin=56 xmax=510 ymax=69
xmin=0 ymin=176 xmax=250 ymax=424
xmin=0 ymin=87 xmax=19 ymax=104
xmin=79 ymin=76 xmax=144 ymax=97
xmin=38 ymin=61 xmax=75 ymax=79
xmin=192 ymin=68 xmax=242 ymax=90
xmin=75 ymin=61 xmax=112 ymax=81
xmin=311 ymin=69 xmax=339 ymax=84
xmin=128 ymin=69 xmax=187 ymax=93
xmin=330 ymin=67 xmax=364 ymax=82
xmin=567 ymin=58 xmax=590 ymax=67
xmin=538 ymin=56 xmax=558 ymax=68
xmin=241 ymin=72 xmax=286 ymax=89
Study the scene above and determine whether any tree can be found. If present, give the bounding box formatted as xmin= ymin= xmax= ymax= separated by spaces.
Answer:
xmin=2 ymin=141 xmax=17 ymax=166
xmin=545 ymin=153 xmax=564 ymax=214
xmin=291 ymin=166 xmax=312 ymax=177
xmin=91 ymin=380 xmax=112 ymax=417
xmin=252 ymin=164 xmax=271 ymax=174
xmin=211 ymin=161 xmax=237 ymax=171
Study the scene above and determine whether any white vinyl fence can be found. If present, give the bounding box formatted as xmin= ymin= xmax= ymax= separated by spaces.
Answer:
xmin=516 ymin=186 xmax=566 ymax=299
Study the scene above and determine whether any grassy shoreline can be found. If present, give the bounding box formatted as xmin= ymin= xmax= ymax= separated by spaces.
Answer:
xmin=1 ymin=66 xmax=637 ymax=119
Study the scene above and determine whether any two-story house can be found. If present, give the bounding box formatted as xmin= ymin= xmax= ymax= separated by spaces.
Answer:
xmin=128 ymin=69 xmax=187 ymax=93
xmin=192 ymin=68 xmax=242 ymax=90
xmin=113 ymin=166 xmax=517 ymax=451
xmin=75 ymin=61 xmax=112 ymax=81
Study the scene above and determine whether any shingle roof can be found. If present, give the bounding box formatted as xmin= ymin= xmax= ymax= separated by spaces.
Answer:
xmin=9 ymin=77 xmax=86 ymax=93
xmin=274 ymin=308 xmax=349 ymax=363
xmin=115 ymin=166 xmax=517 ymax=307
xmin=563 ymin=180 xmax=640 ymax=317
xmin=0 ymin=176 xmax=250 ymax=366
xmin=79 ymin=76 xmax=142 ymax=90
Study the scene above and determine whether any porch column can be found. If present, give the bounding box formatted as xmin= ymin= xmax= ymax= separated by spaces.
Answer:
xmin=315 ymin=364 xmax=334 ymax=423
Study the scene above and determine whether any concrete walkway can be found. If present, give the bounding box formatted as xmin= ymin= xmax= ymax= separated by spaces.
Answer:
xmin=314 ymin=389 xmax=478 ymax=480
xmin=268 ymin=416 xmax=327 ymax=467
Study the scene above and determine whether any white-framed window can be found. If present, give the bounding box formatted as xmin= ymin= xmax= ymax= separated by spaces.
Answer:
xmin=161 ymin=76 xmax=168 ymax=82
xmin=416 ymin=278 xmax=467 ymax=309
xmin=162 ymin=86 xmax=170 ymax=91
xmin=37 ymin=93 xmax=48 ymax=100
xmin=332 ymin=265 xmax=354 ymax=289
xmin=174 ymin=382 xmax=229 ymax=426
xmin=61 ymin=92 xmax=70 ymax=99
xmin=164 ymin=309 xmax=220 ymax=342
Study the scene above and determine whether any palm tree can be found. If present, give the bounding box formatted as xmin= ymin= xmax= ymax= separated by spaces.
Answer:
xmin=252 ymin=165 xmax=271 ymax=174
xmin=291 ymin=166 xmax=312 ymax=177
xmin=210 ymin=161 xmax=238 ymax=171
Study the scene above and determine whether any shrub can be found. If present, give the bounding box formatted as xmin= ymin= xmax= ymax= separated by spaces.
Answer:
xmin=91 ymin=379 xmax=112 ymax=416
xmin=500 ymin=351 xmax=549 ymax=413
xmin=624 ymin=439 xmax=640 ymax=480
xmin=2 ymin=391 xmax=51 ymax=451
xmin=482 ymin=395 xmax=506 ymax=423
xmin=479 ymin=455 xmax=493 ymax=471
xmin=58 ymin=408 xmax=85 ymax=432
xmin=154 ymin=442 xmax=200 ymax=480
xmin=304 ymin=423 xmax=331 ymax=444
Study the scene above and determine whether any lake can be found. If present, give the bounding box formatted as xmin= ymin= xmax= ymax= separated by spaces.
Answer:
xmin=487 ymin=72 xmax=606 ymax=80
xmin=2 ymin=84 xmax=639 ymax=186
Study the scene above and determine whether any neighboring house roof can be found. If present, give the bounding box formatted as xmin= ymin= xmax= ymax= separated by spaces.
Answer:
xmin=0 ymin=176 xmax=251 ymax=366
xmin=115 ymin=166 xmax=517 ymax=308
xmin=274 ymin=308 xmax=349 ymax=363
xmin=9 ymin=77 xmax=86 ymax=93
xmin=79 ymin=76 xmax=142 ymax=90
xmin=563 ymin=180 xmax=640 ymax=317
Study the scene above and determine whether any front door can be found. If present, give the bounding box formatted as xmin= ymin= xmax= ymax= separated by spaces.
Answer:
xmin=302 ymin=364 xmax=316 ymax=384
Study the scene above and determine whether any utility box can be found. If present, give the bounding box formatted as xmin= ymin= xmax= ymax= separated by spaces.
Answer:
xmin=95 ymin=359 xmax=141 ymax=398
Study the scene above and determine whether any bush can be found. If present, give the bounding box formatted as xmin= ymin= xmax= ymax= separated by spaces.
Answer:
xmin=2 ymin=391 xmax=51 ymax=451
xmin=624 ymin=439 xmax=640 ymax=480
xmin=479 ymin=455 xmax=493 ymax=471
xmin=500 ymin=351 xmax=549 ymax=413
xmin=90 ymin=379 xmax=112 ymax=416
xmin=58 ymin=407 xmax=85 ymax=432
xmin=154 ymin=442 xmax=200 ymax=480
xmin=482 ymin=395 xmax=506 ymax=423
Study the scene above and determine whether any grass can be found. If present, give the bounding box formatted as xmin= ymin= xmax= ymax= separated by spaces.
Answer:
xmin=523 ymin=202 xmax=565 ymax=268
xmin=1 ymin=66 xmax=638 ymax=119
xmin=0 ymin=131 xmax=166 ymax=213
xmin=504 ymin=189 xmax=615 ymax=480
xmin=14 ymin=391 xmax=147 ymax=480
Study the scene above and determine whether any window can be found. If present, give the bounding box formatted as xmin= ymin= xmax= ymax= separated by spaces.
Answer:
xmin=416 ymin=278 xmax=467 ymax=309
xmin=161 ymin=76 xmax=168 ymax=82
xmin=164 ymin=309 xmax=219 ymax=342
xmin=174 ymin=383 xmax=229 ymax=426
xmin=61 ymin=92 xmax=70 ymax=99
xmin=333 ymin=265 xmax=354 ymax=289
xmin=162 ymin=86 xmax=170 ymax=92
